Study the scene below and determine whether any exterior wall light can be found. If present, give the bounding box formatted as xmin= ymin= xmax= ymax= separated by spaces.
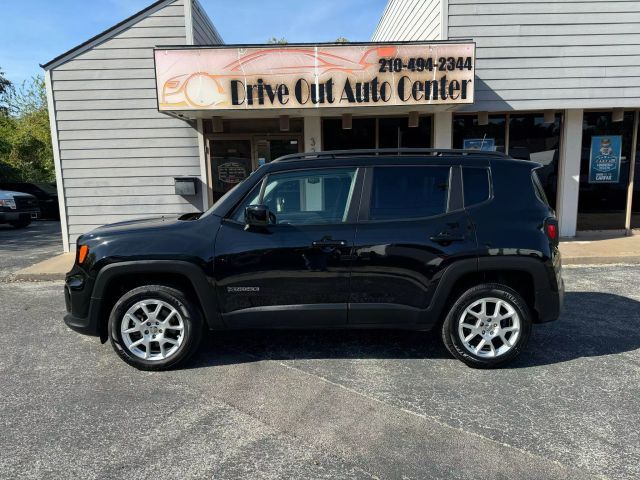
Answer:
xmin=279 ymin=115 xmax=290 ymax=132
xmin=408 ymin=111 xmax=420 ymax=128
xmin=612 ymin=108 xmax=625 ymax=123
xmin=342 ymin=113 xmax=352 ymax=130
xmin=212 ymin=116 xmax=224 ymax=133
xmin=544 ymin=110 xmax=556 ymax=124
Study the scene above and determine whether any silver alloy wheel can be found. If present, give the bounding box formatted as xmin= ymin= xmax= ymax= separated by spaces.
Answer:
xmin=457 ymin=297 xmax=521 ymax=358
xmin=120 ymin=299 xmax=185 ymax=361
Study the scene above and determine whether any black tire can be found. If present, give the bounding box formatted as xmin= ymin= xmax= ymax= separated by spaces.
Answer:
xmin=108 ymin=285 xmax=203 ymax=371
xmin=441 ymin=283 xmax=532 ymax=368
xmin=10 ymin=218 xmax=31 ymax=229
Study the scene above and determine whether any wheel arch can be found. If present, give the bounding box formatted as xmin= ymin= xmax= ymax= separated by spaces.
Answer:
xmin=92 ymin=261 xmax=222 ymax=342
xmin=428 ymin=257 xmax=553 ymax=324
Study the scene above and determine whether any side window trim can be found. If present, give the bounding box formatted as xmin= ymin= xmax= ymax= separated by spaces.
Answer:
xmin=359 ymin=165 xmax=455 ymax=223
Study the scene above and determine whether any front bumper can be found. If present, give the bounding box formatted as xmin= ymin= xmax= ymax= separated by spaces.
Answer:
xmin=64 ymin=268 xmax=102 ymax=338
xmin=0 ymin=209 xmax=39 ymax=222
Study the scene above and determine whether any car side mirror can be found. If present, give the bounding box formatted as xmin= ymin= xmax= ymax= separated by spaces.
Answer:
xmin=245 ymin=204 xmax=271 ymax=228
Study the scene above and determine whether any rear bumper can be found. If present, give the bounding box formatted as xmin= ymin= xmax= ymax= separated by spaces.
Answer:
xmin=534 ymin=280 xmax=564 ymax=323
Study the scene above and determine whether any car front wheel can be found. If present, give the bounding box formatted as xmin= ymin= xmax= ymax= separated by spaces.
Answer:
xmin=108 ymin=285 xmax=203 ymax=370
xmin=441 ymin=283 xmax=532 ymax=368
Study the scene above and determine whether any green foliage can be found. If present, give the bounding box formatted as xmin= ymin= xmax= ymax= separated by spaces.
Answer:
xmin=0 ymin=74 xmax=54 ymax=183
xmin=266 ymin=37 xmax=288 ymax=45
xmin=334 ymin=37 xmax=349 ymax=43
xmin=0 ymin=67 xmax=11 ymax=115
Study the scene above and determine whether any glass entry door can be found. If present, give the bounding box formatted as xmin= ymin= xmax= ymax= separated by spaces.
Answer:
xmin=255 ymin=137 xmax=302 ymax=166
xmin=210 ymin=139 xmax=253 ymax=202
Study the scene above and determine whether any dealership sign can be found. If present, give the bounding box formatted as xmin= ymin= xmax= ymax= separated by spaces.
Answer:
xmin=154 ymin=42 xmax=475 ymax=111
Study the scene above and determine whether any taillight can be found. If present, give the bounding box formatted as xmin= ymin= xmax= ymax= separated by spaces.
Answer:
xmin=544 ymin=218 xmax=559 ymax=246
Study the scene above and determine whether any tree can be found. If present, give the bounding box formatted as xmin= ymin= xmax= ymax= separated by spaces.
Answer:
xmin=267 ymin=37 xmax=288 ymax=45
xmin=0 ymin=75 xmax=54 ymax=182
xmin=0 ymin=67 xmax=12 ymax=115
xmin=334 ymin=37 xmax=349 ymax=43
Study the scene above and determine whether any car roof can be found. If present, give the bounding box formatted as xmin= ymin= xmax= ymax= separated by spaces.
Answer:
xmin=264 ymin=149 xmax=538 ymax=172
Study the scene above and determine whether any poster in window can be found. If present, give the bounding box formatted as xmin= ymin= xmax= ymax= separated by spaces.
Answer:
xmin=463 ymin=138 xmax=495 ymax=151
xmin=589 ymin=136 xmax=622 ymax=183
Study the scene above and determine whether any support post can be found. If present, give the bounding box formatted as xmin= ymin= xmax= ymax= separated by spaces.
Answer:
xmin=557 ymin=109 xmax=584 ymax=237
xmin=625 ymin=110 xmax=639 ymax=234
xmin=304 ymin=116 xmax=322 ymax=152
xmin=433 ymin=112 xmax=452 ymax=149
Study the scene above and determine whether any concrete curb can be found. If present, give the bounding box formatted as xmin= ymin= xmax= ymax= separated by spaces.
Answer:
xmin=12 ymin=272 xmax=66 ymax=282
xmin=562 ymin=256 xmax=640 ymax=266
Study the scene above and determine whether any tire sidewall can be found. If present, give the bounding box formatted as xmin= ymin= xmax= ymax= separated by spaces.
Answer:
xmin=444 ymin=284 xmax=532 ymax=368
xmin=108 ymin=285 xmax=202 ymax=370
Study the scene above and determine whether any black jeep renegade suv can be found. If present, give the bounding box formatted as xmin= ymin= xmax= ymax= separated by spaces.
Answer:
xmin=64 ymin=149 xmax=564 ymax=370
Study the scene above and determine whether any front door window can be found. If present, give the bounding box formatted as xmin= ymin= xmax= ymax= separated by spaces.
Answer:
xmin=233 ymin=168 xmax=358 ymax=225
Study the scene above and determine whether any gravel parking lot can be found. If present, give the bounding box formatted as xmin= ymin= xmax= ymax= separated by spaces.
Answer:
xmin=0 ymin=228 xmax=638 ymax=479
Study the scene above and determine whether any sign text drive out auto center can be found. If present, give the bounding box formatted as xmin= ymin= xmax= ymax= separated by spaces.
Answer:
xmin=41 ymin=0 xmax=640 ymax=252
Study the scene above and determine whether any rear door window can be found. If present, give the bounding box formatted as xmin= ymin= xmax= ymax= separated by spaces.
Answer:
xmin=462 ymin=167 xmax=490 ymax=207
xmin=368 ymin=166 xmax=450 ymax=221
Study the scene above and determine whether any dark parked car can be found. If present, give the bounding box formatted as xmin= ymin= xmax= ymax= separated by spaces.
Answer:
xmin=0 ymin=189 xmax=40 ymax=228
xmin=0 ymin=182 xmax=59 ymax=219
xmin=64 ymin=149 xmax=564 ymax=370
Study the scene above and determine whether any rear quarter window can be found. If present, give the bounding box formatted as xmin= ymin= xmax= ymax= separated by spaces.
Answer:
xmin=462 ymin=167 xmax=490 ymax=207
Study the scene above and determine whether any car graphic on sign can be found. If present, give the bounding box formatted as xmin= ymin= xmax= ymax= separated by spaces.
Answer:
xmin=159 ymin=46 xmax=398 ymax=108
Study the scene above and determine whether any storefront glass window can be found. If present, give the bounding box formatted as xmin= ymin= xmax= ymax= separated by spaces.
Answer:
xmin=378 ymin=116 xmax=432 ymax=148
xmin=452 ymin=114 xmax=506 ymax=153
xmin=509 ymin=113 xmax=562 ymax=209
xmin=577 ymin=111 xmax=635 ymax=231
xmin=322 ymin=118 xmax=376 ymax=150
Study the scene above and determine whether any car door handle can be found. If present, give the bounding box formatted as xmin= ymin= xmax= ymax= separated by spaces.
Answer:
xmin=312 ymin=239 xmax=347 ymax=247
xmin=430 ymin=232 xmax=465 ymax=243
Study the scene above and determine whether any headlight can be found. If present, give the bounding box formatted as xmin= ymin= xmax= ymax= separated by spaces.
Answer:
xmin=0 ymin=198 xmax=16 ymax=209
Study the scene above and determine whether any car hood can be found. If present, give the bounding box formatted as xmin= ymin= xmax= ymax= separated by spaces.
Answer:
xmin=0 ymin=190 xmax=36 ymax=199
xmin=86 ymin=215 xmax=191 ymax=236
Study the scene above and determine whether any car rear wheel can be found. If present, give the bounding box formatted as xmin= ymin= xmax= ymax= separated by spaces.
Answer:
xmin=108 ymin=285 xmax=203 ymax=370
xmin=441 ymin=283 xmax=532 ymax=368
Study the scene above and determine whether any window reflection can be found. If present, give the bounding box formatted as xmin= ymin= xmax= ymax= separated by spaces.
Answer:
xmin=578 ymin=111 xmax=634 ymax=230
xmin=509 ymin=113 xmax=561 ymax=209
xmin=452 ymin=114 xmax=506 ymax=153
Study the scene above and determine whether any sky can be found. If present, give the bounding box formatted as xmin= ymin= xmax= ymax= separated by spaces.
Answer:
xmin=0 ymin=0 xmax=387 ymax=85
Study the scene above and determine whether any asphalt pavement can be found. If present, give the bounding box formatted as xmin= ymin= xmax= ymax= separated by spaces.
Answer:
xmin=0 ymin=226 xmax=638 ymax=479
xmin=0 ymin=221 xmax=62 ymax=277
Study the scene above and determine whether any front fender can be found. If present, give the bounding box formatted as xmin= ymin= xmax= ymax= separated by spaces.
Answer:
xmin=92 ymin=260 xmax=223 ymax=339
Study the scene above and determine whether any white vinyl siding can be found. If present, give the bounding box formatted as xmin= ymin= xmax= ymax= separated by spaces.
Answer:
xmin=191 ymin=0 xmax=223 ymax=44
xmin=447 ymin=0 xmax=640 ymax=111
xmin=372 ymin=0 xmax=443 ymax=41
xmin=47 ymin=0 xmax=207 ymax=249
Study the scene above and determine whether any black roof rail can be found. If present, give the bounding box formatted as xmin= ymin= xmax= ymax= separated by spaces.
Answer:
xmin=272 ymin=148 xmax=507 ymax=163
